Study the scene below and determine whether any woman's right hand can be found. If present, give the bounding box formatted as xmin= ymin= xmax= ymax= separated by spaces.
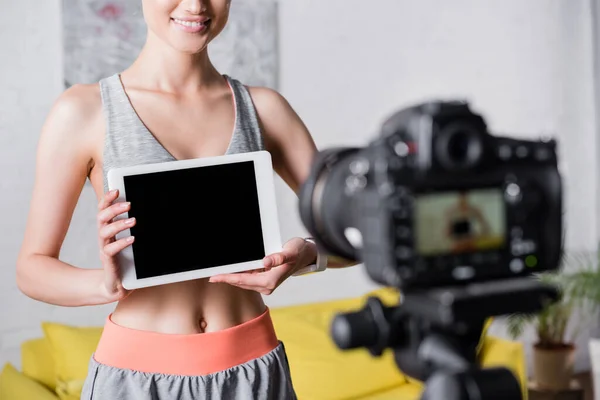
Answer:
xmin=97 ymin=189 xmax=136 ymax=303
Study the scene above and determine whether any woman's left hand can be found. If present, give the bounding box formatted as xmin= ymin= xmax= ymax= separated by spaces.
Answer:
xmin=208 ymin=237 xmax=317 ymax=295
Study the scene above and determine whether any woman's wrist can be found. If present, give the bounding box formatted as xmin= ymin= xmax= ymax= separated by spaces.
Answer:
xmin=94 ymin=270 xmax=117 ymax=304
xmin=304 ymin=238 xmax=318 ymax=265
xmin=94 ymin=270 xmax=129 ymax=305
xmin=302 ymin=238 xmax=359 ymax=269
xmin=293 ymin=238 xmax=326 ymax=276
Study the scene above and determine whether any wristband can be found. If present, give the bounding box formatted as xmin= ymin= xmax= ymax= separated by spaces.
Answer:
xmin=293 ymin=238 xmax=328 ymax=276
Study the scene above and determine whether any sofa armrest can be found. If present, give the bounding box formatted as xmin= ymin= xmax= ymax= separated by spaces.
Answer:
xmin=479 ymin=336 xmax=528 ymax=400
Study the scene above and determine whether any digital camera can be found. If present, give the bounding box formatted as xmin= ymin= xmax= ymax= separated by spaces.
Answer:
xmin=299 ymin=100 xmax=563 ymax=292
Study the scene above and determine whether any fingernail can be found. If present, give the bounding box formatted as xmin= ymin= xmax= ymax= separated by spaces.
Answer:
xmin=127 ymin=236 xmax=135 ymax=243
xmin=125 ymin=217 xmax=135 ymax=225
xmin=121 ymin=202 xmax=130 ymax=208
xmin=110 ymin=189 xmax=118 ymax=195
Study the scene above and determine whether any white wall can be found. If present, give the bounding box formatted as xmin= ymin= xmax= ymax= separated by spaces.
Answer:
xmin=0 ymin=0 xmax=596 ymax=377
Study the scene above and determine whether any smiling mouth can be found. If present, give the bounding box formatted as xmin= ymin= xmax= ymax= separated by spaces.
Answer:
xmin=171 ymin=18 xmax=212 ymax=33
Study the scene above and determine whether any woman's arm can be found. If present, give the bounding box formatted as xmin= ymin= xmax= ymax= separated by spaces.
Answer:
xmin=249 ymin=87 xmax=357 ymax=269
xmin=16 ymin=84 xmax=113 ymax=306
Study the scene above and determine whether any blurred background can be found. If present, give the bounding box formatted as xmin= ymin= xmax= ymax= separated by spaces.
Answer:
xmin=0 ymin=0 xmax=598 ymax=398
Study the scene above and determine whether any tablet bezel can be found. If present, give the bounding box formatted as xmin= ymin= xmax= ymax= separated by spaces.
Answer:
xmin=106 ymin=150 xmax=282 ymax=290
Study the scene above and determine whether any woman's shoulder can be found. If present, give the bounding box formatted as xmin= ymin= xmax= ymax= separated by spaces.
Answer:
xmin=40 ymin=82 xmax=104 ymax=152
xmin=48 ymin=83 xmax=103 ymax=130
xmin=245 ymin=85 xmax=292 ymax=116
xmin=244 ymin=84 xmax=312 ymax=145
xmin=222 ymin=75 xmax=282 ymax=103
xmin=56 ymin=83 xmax=102 ymax=115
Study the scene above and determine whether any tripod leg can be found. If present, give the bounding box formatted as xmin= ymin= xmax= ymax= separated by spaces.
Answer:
xmin=468 ymin=367 xmax=523 ymax=400
xmin=420 ymin=368 xmax=523 ymax=400
xmin=420 ymin=372 xmax=468 ymax=400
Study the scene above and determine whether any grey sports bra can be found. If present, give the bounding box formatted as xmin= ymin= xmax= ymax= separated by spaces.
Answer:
xmin=98 ymin=74 xmax=265 ymax=192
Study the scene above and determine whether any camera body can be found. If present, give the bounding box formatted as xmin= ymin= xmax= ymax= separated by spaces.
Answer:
xmin=300 ymin=100 xmax=562 ymax=292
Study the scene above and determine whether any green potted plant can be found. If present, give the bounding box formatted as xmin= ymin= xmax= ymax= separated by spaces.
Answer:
xmin=507 ymin=271 xmax=576 ymax=390
xmin=506 ymin=252 xmax=599 ymax=391
xmin=558 ymin=250 xmax=600 ymax=400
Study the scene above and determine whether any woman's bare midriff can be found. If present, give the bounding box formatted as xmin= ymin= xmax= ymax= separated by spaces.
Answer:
xmin=111 ymin=280 xmax=267 ymax=334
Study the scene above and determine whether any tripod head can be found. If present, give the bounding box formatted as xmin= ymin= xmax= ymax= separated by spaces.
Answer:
xmin=331 ymin=277 xmax=560 ymax=400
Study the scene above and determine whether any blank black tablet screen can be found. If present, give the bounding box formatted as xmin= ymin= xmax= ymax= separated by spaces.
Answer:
xmin=123 ymin=161 xmax=265 ymax=279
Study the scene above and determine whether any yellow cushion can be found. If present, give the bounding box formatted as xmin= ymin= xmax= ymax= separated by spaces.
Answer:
xmin=21 ymin=337 xmax=56 ymax=391
xmin=55 ymin=382 xmax=85 ymax=400
xmin=41 ymin=322 xmax=103 ymax=400
xmin=0 ymin=363 xmax=59 ymax=400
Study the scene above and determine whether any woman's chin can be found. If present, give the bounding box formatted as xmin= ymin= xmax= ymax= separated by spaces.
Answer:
xmin=166 ymin=38 xmax=210 ymax=55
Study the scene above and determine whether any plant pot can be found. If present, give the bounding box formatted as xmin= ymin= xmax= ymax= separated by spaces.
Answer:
xmin=589 ymin=338 xmax=600 ymax=400
xmin=532 ymin=344 xmax=575 ymax=390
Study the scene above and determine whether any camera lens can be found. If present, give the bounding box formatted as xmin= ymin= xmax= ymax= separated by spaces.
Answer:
xmin=447 ymin=130 xmax=470 ymax=163
xmin=298 ymin=147 xmax=363 ymax=261
xmin=436 ymin=123 xmax=483 ymax=170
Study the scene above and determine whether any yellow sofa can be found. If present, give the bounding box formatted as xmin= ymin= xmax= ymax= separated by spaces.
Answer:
xmin=0 ymin=288 xmax=527 ymax=400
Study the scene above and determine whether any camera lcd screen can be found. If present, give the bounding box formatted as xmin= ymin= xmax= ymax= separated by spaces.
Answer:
xmin=414 ymin=188 xmax=506 ymax=256
xmin=123 ymin=161 xmax=266 ymax=279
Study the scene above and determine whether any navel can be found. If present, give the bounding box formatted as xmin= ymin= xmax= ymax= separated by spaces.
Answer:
xmin=198 ymin=317 xmax=208 ymax=333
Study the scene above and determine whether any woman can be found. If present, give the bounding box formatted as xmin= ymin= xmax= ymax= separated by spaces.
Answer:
xmin=16 ymin=1 xmax=351 ymax=398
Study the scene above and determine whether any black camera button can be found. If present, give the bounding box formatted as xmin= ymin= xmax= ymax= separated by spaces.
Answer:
xmin=349 ymin=158 xmax=370 ymax=175
xmin=344 ymin=227 xmax=364 ymax=249
xmin=515 ymin=145 xmax=530 ymax=159
xmin=396 ymin=186 xmax=409 ymax=197
xmin=534 ymin=147 xmax=552 ymax=161
xmin=396 ymin=246 xmax=412 ymax=260
xmin=470 ymin=253 xmax=484 ymax=264
xmin=504 ymin=183 xmax=522 ymax=204
xmin=510 ymin=226 xmax=523 ymax=239
xmin=498 ymin=145 xmax=512 ymax=161
xmin=396 ymin=226 xmax=412 ymax=239
xmin=345 ymin=175 xmax=367 ymax=193
xmin=394 ymin=208 xmax=410 ymax=220
xmin=511 ymin=239 xmax=537 ymax=256
xmin=509 ymin=258 xmax=525 ymax=273
xmin=452 ymin=266 xmax=475 ymax=280
xmin=391 ymin=190 xmax=412 ymax=209
xmin=394 ymin=141 xmax=410 ymax=157
xmin=398 ymin=266 xmax=413 ymax=280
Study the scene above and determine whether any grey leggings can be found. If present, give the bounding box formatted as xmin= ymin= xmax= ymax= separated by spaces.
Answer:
xmin=81 ymin=341 xmax=296 ymax=399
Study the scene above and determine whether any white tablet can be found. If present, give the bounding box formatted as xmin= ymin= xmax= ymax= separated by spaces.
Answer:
xmin=106 ymin=151 xmax=282 ymax=290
